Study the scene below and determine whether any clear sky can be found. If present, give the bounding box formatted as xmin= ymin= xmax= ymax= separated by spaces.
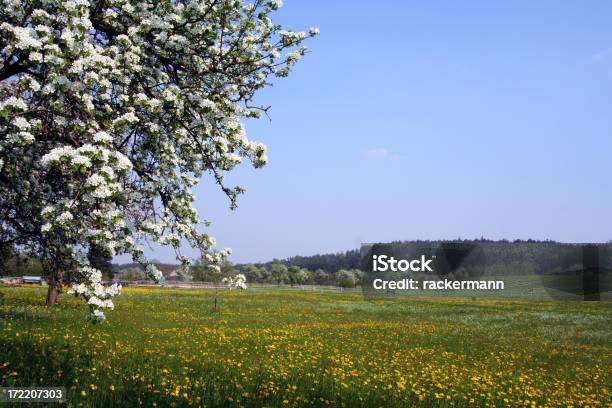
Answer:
xmin=120 ymin=0 xmax=612 ymax=264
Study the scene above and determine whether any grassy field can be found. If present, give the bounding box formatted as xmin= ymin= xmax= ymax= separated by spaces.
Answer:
xmin=0 ymin=286 xmax=610 ymax=407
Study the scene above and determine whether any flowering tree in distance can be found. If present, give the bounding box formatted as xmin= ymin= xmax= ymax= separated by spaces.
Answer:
xmin=222 ymin=273 xmax=247 ymax=290
xmin=0 ymin=0 xmax=317 ymax=321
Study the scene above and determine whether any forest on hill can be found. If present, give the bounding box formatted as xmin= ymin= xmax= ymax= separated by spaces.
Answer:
xmin=2 ymin=239 xmax=609 ymax=288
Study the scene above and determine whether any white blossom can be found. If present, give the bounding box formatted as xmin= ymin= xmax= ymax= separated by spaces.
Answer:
xmin=12 ymin=117 xmax=31 ymax=130
xmin=93 ymin=131 xmax=113 ymax=144
xmin=222 ymin=273 xmax=247 ymax=290
xmin=56 ymin=211 xmax=74 ymax=224
xmin=0 ymin=97 xmax=27 ymax=112
xmin=0 ymin=0 xmax=315 ymax=323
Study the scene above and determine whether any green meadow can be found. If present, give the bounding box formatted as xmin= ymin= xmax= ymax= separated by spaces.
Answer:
xmin=0 ymin=286 xmax=610 ymax=407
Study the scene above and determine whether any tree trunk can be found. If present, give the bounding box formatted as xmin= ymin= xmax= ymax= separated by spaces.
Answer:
xmin=46 ymin=278 xmax=61 ymax=306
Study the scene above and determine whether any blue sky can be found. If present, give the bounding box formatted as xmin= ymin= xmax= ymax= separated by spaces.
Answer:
xmin=125 ymin=0 xmax=612 ymax=264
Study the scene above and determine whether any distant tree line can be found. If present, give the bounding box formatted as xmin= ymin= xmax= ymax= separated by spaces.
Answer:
xmin=0 ymin=244 xmax=44 ymax=276
xmin=0 ymin=243 xmax=113 ymax=280
xmin=232 ymin=263 xmax=364 ymax=288
xmin=4 ymin=239 xmax=609 ymax=286
xmin=110 ymin=259 xmax=364 ymax=288
xmin=363 ymin=239 xmax=612 ymax=277
xmin=277 ymin=249 xmax=362 ymax=273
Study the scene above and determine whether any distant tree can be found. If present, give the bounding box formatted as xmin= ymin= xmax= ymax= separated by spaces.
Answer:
xmin=259 ymin=266 xmax=273 ymax=283
xmin=0 ymin=251 xmax=44 ymax=277
xmin=287 ymin=266 xmax=311 ymax=286
xmin=270 ymin=263 xmax=289 ymax=285
xmin=221 ymin=261 xmax=235 ymax=277
xmin=287 ymin=266 xmax=301 ymax=286
xmin=176 ymin=267 xmax=193 ymax=282
xmin=352 ymin=269 xmax=364 ymax=285
xmin=282 ymin=249 xmax=361 ymax=273
xmin=190 ymin=260 xmax=207 ymax=282
xmin=0 ymin=243 xmax=15 ymax=275
xmin=336 ymin=269 xmax=357 ymax=288
xmin=243 ymin=264 xmax=263 ymax=282
xmin=191 ymin=258 xmax=222 ymax=283
xmin=118 ymin=267 xmax=145 ymax=281
xmin=313 ymin=269 xmax=329 ymax=285
xmin=299 ymin=268 xmax=313 ymax=285
xmin=88 ymin=244 xmax=113 ymax=281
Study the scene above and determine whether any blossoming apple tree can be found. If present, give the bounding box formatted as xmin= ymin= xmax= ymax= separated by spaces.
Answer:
xmin=222 ymin=273 xmax=246 ymax=290
xmin=0 ymin=0 xmax=317 ymax=321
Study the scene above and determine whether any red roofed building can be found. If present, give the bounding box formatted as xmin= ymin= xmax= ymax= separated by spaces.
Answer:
xmin=158 ymin=264 xmax=180 ymax=280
